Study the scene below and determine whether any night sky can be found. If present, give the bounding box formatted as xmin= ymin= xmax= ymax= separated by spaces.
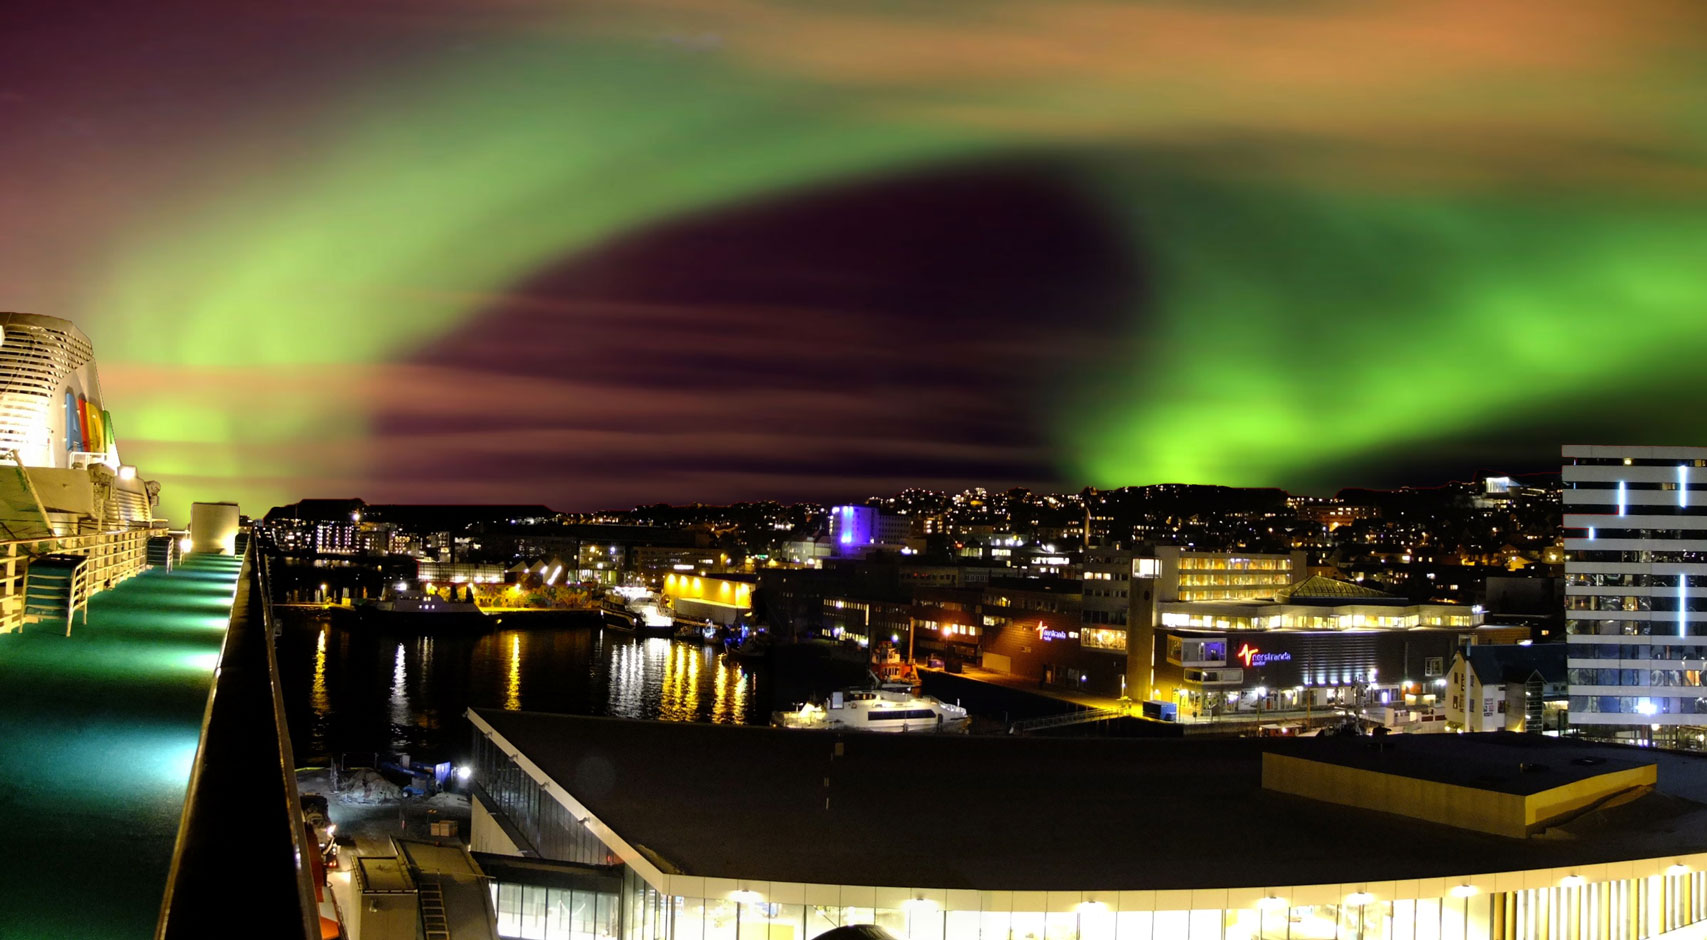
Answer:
xmin=5 ymin=1 xmax=1705 ymax=520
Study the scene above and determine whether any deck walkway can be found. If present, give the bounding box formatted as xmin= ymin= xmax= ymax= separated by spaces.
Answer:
xmin=0 ymin=553 xmax=244 ymax=939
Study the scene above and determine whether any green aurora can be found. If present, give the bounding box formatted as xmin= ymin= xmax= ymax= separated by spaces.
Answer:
xmin=58 ymin=3 xmax=1707 ymax=516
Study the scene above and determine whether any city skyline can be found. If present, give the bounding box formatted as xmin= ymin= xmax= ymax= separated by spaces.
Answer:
xmin=263 ymin=465 xmax=1563 ymax=520
xmin=5 ymin=2 xmax=1707 ymax=521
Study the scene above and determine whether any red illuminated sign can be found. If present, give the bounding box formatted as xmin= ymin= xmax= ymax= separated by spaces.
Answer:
xmin=1236 ymin=643 xmax=1291 ymax=667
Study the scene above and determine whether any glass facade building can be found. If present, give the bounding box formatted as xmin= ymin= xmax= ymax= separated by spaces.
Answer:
xmin=1564 ymin=445 xmax=1707 ymax=737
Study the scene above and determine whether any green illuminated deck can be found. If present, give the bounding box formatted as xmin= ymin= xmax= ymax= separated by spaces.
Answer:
xmin=0 ymin=553 xmax=244 ymax=939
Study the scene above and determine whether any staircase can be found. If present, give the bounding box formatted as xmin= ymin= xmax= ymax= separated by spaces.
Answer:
xmin=23 ymin=554 xmax=89 ymax=636
xmin=419 ymin=878 xmax=451 ymax=940
xmin=146 ymin=535 xmax=175 ymax=569
xmin=1007 ymin=706 xmax=1126 ymax=735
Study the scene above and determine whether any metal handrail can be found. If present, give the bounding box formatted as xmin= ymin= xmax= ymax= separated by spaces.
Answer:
xmin=1007 ymin=705 xmax=1127 ymax=734
xmin=155 ymin=544 xmax=320 ymax=939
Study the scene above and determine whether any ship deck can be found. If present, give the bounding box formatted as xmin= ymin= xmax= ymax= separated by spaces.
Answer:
xmin=0 ymin=553 xmax=243 ymax=938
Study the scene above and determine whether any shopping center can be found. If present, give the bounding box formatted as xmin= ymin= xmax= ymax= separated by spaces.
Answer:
xmin=468 ymin=708 xmax=1707 ymax=940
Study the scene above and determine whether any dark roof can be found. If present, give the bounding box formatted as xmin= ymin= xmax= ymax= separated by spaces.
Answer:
xmin=470 ymin=710 xmax=1707 ymax=892
xmin=1465 ymin=643 xmax=1568 ymax=686
xmin=983 ymin=577 xmax=1081 ymax=595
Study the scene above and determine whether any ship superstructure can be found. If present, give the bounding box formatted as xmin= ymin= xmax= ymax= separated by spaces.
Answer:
xmin=0 ymin=312 xmax=161 ymax=632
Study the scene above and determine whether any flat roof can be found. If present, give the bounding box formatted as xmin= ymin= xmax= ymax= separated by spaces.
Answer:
xmin=1275 ymin=734 xmax=1653 ymax=797
xmin=359 ymin=855 xmax=415 ymax=893
xmin=472 ymin=709 xmax=1707 ymax=892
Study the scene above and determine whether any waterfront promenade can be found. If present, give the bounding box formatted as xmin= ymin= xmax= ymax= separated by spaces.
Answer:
xmin=0 ymin=553 xmax=243 ymax=939
xmin=924 ymin=663 xmax=1355 ymax=734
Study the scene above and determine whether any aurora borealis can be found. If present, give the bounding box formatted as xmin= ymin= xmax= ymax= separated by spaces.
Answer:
xmin=5 ymin=1 xmax=1707 ymax=519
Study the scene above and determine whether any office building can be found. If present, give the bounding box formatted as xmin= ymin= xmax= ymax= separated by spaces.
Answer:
xmin=1564 ymin=445 xmax=1707 ymax=741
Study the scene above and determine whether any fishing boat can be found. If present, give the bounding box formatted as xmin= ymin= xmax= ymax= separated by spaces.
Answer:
xmin=600 ymin=592 xmax=675 ymax=638
xmin=773 ymin=687 xmax=970 ymax=733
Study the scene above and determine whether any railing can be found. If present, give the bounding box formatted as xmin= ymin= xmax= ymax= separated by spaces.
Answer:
xmin=1007 ymin=706 xmax=1127 ymax=734
xmin=155 ymin=546 xmax=320 ymax=940
xmin=0 ymin=525 xmax=154 ymax=633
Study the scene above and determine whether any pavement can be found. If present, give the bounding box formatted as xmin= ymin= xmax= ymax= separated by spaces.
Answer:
xmin=297 ymin=767 xmax=472 ymax=858
xmin=298 ymin=766 xmax=473 ymax=939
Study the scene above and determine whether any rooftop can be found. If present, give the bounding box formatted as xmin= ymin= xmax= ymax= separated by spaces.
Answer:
xmin=1465 ymin=643 xmax=1567 ymax=686
xmin=472 ymin=709 xmax=1707 ymax=892
xmin=1277 ymin=732 xmax=1647 ymax=797
xmin=1275 ymin=575 xmax=1402 ymax=603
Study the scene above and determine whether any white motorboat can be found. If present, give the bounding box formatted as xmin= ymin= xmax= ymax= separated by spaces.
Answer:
xmin=356 ymin=587 xmax=489 ymax=631
xmin=773 ymin=688 xmax=970 ymax=733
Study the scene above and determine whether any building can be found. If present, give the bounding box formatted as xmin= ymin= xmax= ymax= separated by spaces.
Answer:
xmin=1155 ymin=547 xmax=1308 ymax=603
xmin=1563 ymin=445 xmax=1707 ymax=743
xmin=1148 ymin=576 xmax=1495 ymax=719
xmin=662 ymin=572 xmax=754 ymax=627
xmin=827 ymin=506 xmax=911 ymax=557
xmin=469 ymin=708 xmax=1707 ymax=940
xmin=1446 ymin=643 xmax=1569 ymax=733
xmin=976 ymin=577 xmax=1122 ymax=693
xmin=909 ymin=585 xmax=984 ymax=662
xmin=821 ymin=592 xmax=912 ymax=648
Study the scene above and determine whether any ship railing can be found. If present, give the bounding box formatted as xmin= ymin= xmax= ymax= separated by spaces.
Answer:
xmin=156 ymin=543 xmax=320 ymax=939
xmin=0 ymin=525 xmax=157 ymax=634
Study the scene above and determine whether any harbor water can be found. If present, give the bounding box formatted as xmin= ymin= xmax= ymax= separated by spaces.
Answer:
xmin=275 ymin=608 xmax=766 ymax=767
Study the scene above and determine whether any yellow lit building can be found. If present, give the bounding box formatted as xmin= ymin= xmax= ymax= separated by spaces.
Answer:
xmin=662 ymin=573 xmax=754 ymax=626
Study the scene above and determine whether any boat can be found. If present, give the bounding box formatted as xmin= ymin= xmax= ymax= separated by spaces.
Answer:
xmin=672 ymin=623 xmax=703 ymax=641
xmin=355 ymin=586 xmax=490 ymax=631
xmin=722 ymin=631 xmax=772 ymax=663
xmin=773 ymin=687 xmax=970 ymax=733
xmin=871 ymin=656 xmax=919 ymax=693
xmin=600 ymin=592 xmax=675 ymax=638
xmin=673 ymin=621 xmax=727 ymax=644
xmin=0 ymin=313 xmax=163 ymax=636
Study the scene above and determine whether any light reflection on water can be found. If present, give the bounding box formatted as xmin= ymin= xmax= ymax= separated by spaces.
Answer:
xmin=309 ymin=626 xmax=330 ymax=736
xmin=278 ymin=611 xmax=765 ymax=764
xmin=505 ymin=635 xmax=522 ymax=711
xmin=389 ymin=642 xmax=411 ymax=750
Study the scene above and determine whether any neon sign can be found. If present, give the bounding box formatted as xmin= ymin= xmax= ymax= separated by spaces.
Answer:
xmin=1036 ymin=624 xmax=1080 ymax=642
xmin=1236 ymin=643 xmax=1291 ymax=667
